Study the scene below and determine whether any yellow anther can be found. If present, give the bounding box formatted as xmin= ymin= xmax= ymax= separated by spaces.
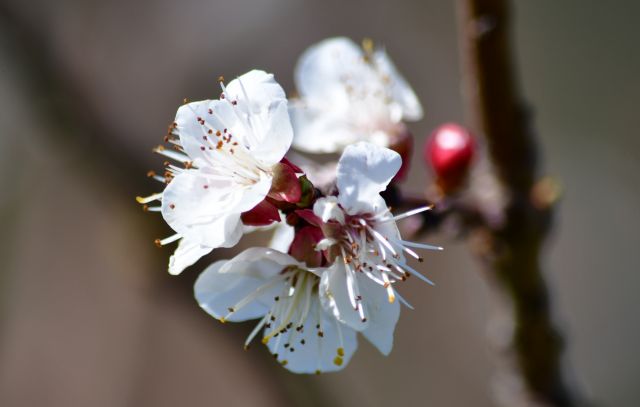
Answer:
xmin=362 ymin=37 xmax=374 ymax=54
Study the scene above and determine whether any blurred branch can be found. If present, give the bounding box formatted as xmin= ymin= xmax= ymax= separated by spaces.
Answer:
xmin=0 ymin=5 xmax=338 ymax=406
xmin=0 ymin=3 xmax=147 ymax=195
xmin=457 ymin=1 xmax=582 ymax=406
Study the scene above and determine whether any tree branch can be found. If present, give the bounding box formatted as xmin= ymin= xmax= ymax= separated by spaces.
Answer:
xmin=457 ymin=1 xmax=582 ymax=405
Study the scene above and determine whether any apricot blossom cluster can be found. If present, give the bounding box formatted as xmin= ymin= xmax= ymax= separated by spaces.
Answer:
xmin=137 ymin=38 xmax=440 ymax=373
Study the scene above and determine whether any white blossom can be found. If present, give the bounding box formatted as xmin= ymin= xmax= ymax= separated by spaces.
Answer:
xmin=313 ymin=142 xmax=441 ymax=354
xmin=137 ymin=70 xmax=293 ymax=275
xmin=194 ymin=248 xmax=357 ymax=374
xmin=291 ymin=37 xmax=423 ymax=153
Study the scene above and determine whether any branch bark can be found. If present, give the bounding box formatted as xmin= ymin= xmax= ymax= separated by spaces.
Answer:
xmin=457 ymin=1 xmax=582 ymax=406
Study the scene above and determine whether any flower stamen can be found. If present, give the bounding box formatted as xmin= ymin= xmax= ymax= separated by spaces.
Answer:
xmin=135 ymin=193 xmax=162 ymax=204
xmin=377 ymin=205 xmax=433 ymax=223
xmin=154 ymin=233 xmax=181 ymax=247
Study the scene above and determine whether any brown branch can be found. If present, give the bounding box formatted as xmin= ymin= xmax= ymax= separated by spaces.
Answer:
xmin=457 ymin=1 xmax=582 ymax=406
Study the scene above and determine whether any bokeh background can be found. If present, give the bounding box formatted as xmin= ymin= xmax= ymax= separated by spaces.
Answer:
xmin=0 ymin=1 xmax=638 ymax=406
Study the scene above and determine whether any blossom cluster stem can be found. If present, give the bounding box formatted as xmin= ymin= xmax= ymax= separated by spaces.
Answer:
xmin=457 ymin=1 xmax=582 ymax=406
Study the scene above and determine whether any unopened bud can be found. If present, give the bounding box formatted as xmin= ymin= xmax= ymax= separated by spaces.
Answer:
xmin=268 ymin=162 xmax=302 ymax=203
xmin=389 ymin=127 xmax=413 ymax=183
xmin=424 ymin=123 xmax=476 ymax=192
xmin=289 ymin=226 xmax=325 ymax=267
xmin=241 ymin=199 xmax=281 ymax=226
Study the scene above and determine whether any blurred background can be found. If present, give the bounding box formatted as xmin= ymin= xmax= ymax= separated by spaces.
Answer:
xmin=0 ymin=0 xmax=638 ymax=406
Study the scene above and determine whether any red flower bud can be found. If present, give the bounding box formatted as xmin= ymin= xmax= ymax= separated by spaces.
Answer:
xmin=288 ymin=226 xmax=325 ymax=267
xmin=389 ymin=127 xmax=413 ymax=183
xmin=268 ymin=162 xmax=302 ymax=203
xmin=279 ymin=157 xmax=303 ymax=174
xmin=293 ymin=209 xmax=322 ymax=227
xmin=424 ymin=123 xmax=476 ymax=191
xmin=241 ymin=199 xmax=281 ymax=226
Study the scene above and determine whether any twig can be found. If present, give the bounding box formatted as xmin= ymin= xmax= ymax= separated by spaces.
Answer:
xmin=457 ymin=1 xmax=582 ymax=406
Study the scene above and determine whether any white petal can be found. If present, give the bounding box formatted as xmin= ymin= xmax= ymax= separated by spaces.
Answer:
xmin=203 ymin=99 xmax=250 ymax=151
xmin=336 ymin=142 xmax=401 ymax=214
xmin=236 ymin=172 xmax=274 ymax=212
xmin=194 ymin=248 xmax=297 ymax=322
xmin=225 ymin=70 xmax=286 ymax=114
xmin=221 ymin=213 xmax=244 ymax=248
xmin=267 ymin=296 xmax=358 ymax=374
xmin=289 ymin=102 xmax=360 ymax=154
xmin=221 ymin=247 xmax=299 ymax=270
xmin=168 ymin=238 xmax=212 ymax=275
xmin=195 ymin=261 xmax=274 ymax=322
xmin=295 ymin=37 xmax=363 ymax=103
xmin=292 ymin=37 xmax=374 ymax=154
xmin=242 ymin=223 xmax=273 ymax=234
xmin=268 ymin=221 xmax=295 ymax=252
xmin=312 ymin=196 xmax=345 ymax=224
xmin=174 ymin=100 xmax=223 ymax=164
xmin=373 ymin=208 xmax=403 ymax=242
xmin=248 ymin=99 xmax=294 ymax=166
xmin=372 ymin=49 xmax=423 ymax=121
xmin=220 ymin=71 xmax=293 ymax=165
xmin=358 ymin=274 xmax=400 ymax=355
xmin=161 ymin=169 xmax=271 ymax=248
xmin=175 ymin=99 xmax=266 ymax=167
xmin=319 ymin=262 xmax=368 ymax=332
xmin=292 ymin=37 xmax=422 ymax=154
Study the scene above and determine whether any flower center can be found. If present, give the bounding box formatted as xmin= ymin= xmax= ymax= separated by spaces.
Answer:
xmin=328 ymin=206 xmax=441 ymax=309
xmin=223 ymin=266 xmax=345 ymax=371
